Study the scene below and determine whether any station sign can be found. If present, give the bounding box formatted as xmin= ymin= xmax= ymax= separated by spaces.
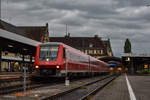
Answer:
xmin=144 ymin=64 xmax=148 ymax=69
xmin=109 ymin=63 xmax=117 ymax=67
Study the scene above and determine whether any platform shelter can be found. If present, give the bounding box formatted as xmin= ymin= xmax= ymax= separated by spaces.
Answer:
xmin=122 ymin=53 xmax=150 ymax=74
xmin=0 ymin=29 xmax=40 ymax=72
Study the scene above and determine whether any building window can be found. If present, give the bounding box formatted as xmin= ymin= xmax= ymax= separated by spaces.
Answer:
xmin=88 ymin=50 xmax=91 ymax=54
xmin=89 ymin=50 xmax=93 ymax=54
xmin=97 ymin=50 xmax=100 ymax=54
xmin=101 ymin=50 xmax=103 ymax=54
xmin=94 ymin=50 xmax=97 ymax=54
xmin=85 ymin=50 xmax=88 ymax=54
xmin=89 ymin=43 xmax=93 ymax=48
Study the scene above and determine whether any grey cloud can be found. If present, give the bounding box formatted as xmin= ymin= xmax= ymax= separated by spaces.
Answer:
xmin=38 ymin=0 xmax=118 ymax=17
xmin=115 ymin=0 xmax=150 ymax=7
xmin=102 ymin=21 xmax=143 ymax=29
xmin=2 ymin=0 xmax=150 ymax=56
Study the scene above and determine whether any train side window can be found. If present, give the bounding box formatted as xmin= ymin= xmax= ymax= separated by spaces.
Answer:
xmin=63 ymin=48 xmax=66 ymax=58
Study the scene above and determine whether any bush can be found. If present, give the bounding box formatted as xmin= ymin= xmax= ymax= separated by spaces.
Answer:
xmin=141 ymin=70 xmax=150 ymax=74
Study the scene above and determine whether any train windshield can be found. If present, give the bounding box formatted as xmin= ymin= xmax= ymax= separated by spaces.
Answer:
xmin=39 ymin=45 xmax=59 ymax=61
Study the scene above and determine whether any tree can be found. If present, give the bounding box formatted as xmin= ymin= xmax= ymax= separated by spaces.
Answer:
xmin=124 ymin=38 xmax=131 ymax=53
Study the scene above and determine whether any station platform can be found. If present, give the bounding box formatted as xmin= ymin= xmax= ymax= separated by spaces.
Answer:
xmin=93 ymin=74 xmax=150 ymax=100
xmin=0 ymin=72 xmax=31 ymax=80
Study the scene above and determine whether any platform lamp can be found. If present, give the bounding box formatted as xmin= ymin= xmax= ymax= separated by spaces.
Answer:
xmin=125 ymin=57 xmax=130 ymax=73
xmin=126 ymin=57 xmax=130 ymax=62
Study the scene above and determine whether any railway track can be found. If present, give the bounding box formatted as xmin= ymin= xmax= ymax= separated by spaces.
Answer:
xmin=0 ymin=76 xmax=64 ymax=95
xmin=41 ymin=75 xmax=118 ymax=100
xmin=0 ymin=77 xmax=34 ymax=95
xmin=0 ymin=75 xmax=94 ymax=95
xmin=0 ymin=74 xmax=118 ymax=100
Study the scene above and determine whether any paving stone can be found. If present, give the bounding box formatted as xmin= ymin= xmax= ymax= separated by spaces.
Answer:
xmin=128 ymin=75 xmax=150 ymax=100
xmin=93 ymin=75 xmax=130 ymax=100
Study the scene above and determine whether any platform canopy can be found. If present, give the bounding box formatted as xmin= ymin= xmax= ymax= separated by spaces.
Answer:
xmin=122 ymin=53 xmax=150 ymax=57
xmin=0 ymin=29 xmax=40 ymax=47
xmin=0 ymin=29 xmax=41 ymax=55
xmin=99 ymin=56 xmax=121 ymax=63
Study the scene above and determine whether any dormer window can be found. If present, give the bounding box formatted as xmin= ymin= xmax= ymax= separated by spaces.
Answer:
xmin=89 ymin=43 xmax=93 ymax=48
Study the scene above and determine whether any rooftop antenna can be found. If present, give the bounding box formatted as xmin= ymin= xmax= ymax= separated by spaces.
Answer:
xmin=66 ymin=24 xmax=68 ymax=36
xmin=0 ymin=0 xmax=1 ymax=19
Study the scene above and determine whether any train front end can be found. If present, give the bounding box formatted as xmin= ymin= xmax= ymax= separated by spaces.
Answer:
xmin=34 ymin=43 xmax=63 ymax=76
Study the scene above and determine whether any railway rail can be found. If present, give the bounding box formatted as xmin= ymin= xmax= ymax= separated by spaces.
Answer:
xmin=0 ymin=75 xmax=89 ymax=95
xmin=0 ymin=76 xmax=63 ymax=95
xmin=80 ymin=76 xmax=115 ymax=100
xmin=0 ymin=76 xmax=31 ymax=95
xmin=0 ymin=74 xmax=118 ymax=100
xmin=41 ymin=75 xmax=118 ymax=100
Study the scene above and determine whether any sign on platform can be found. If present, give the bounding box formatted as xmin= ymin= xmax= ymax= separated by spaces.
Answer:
xmin=144 ymin=64 xmax=148 ymax=69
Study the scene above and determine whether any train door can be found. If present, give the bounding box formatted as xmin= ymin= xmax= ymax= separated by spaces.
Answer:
xmin=88 ymin=56 xmax=91 ymax=73
xmin=63 ymin=48 xmax=66 ymax=61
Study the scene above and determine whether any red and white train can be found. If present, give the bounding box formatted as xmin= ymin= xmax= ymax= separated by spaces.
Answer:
xmin=34 ymin=42 xmax=110 ymax=77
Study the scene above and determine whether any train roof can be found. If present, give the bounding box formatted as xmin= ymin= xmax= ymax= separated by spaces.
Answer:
xmin=39 ymin=42 xmax=61 ymax=46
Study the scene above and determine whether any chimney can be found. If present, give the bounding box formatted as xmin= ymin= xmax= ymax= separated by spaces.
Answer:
xmin=94 ymin=35 xmax=98 ymax=38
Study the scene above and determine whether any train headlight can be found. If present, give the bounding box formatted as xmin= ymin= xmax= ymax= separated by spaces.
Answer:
xmin=35 ymin=66 xmax=39 ymax=69
xmin=118 ymin=67 xmax=122 ymax=71
xmin=110 ymin=67 xmax=114 ymax=71
xmin=46 ymin=58 xmax=49 ymax=61
xmin=56 ymin=66 xmax=60 ymax=69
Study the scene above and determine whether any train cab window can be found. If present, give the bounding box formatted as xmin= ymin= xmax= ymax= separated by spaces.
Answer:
xmin=39 ymin=45 xmax=59 ymax=61
xmin=63 ymin=48 xmax=66 ymax=58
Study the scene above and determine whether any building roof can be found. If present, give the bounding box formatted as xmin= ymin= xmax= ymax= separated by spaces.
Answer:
xmin=50 ymin=36 xmax=106 ymax=49
xmin=0 ymin=28 xmax=40 ymax=47
xmin=0 ymin=19 xmax=48 ymax=42
xmin=17 ymin=26 xmax=47 ymax=42
xmin=103 ymin=40 xmax=110 ymax=48
xmin=0 ymin=19 xmax=26 ymax=36
xmin=50 ymin=35 xmax=113 ymax=57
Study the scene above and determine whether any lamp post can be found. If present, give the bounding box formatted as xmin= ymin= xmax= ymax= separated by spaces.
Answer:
xmin=65 ymin=49 xmax=69 ymax=86
xmin=131 ymin=57 xmax=134 ymax=74
xmin=0 ymin=0 xmax=1 ymax=19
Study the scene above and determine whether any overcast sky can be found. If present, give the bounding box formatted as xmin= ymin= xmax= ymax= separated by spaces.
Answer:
xmin=1 ymin=0 xmax=150 ymax=57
